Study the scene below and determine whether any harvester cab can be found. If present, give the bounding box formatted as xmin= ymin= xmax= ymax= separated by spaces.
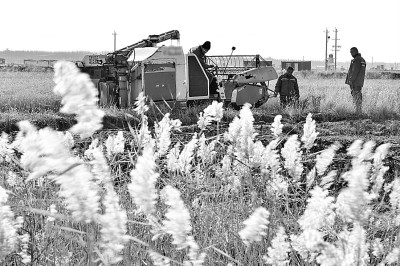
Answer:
xmin=76 ymin=30 xmax=278 ymax=109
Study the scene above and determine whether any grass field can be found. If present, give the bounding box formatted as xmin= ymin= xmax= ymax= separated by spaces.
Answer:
xmin=1 ymin=68 xmax=400 ymax=265
xmin=1 ymin=71 xmax=400 ymax=134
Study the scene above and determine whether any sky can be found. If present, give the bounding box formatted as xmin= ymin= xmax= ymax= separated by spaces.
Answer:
xmin=1 ymin=0 xmax=400 ymax=64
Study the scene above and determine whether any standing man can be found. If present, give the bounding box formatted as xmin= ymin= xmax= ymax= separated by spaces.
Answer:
xmin=345 ymin=47 xmax=366 ymax=114
xmin=275 ymin=66 xmax=300 ymax=108
xmin=189 ymin=41 xmax=218 ymax=95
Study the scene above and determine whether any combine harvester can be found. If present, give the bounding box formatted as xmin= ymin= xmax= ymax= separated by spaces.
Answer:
xmin=76 ymin=30 xmax=278 ymax=109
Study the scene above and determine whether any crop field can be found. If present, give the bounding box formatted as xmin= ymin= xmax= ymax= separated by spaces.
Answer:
xmin=1 ymin=65 xmax=400 ymax=265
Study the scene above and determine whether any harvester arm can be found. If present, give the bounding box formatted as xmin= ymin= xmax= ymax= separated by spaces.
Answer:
xmin=112 ymin=30 xmax=180 ymax=58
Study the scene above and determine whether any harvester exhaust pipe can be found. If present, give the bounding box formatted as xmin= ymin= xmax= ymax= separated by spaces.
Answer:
xmin=221 ymin=46 xmax=236 ymax=76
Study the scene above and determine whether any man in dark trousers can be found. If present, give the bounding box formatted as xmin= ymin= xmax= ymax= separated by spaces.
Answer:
xmin=345 ymin=47 xmax=366 ymax=114
xmin=189 ymin=41 xmax=218 ymax=95
xmin=275 ymin=66 xmax=300 ymax=108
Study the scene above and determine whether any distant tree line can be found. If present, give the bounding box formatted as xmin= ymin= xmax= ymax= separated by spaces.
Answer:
xmin=0 ymin=49 xmax=111 ymax=64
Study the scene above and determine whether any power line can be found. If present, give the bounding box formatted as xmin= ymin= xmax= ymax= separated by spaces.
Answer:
xmin=113 ymin=31 xmax=117 ymax=51
xmin=331 ymin=28 xmax=341 ymax=71
xmin=324 ymin=28 xmax=330 ymax=71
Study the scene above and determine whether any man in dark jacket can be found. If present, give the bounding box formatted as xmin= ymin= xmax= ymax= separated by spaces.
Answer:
xmin=189 ymin=41 xmax=218 ymax=95
xmin=345 ymin=47 xmax=366 ymax=114
xmin=275 ymin=66 xmax=300 ymax=108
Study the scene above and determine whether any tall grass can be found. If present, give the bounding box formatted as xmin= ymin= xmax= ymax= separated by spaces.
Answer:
xmin=0 ymin=62 xmax=399 ymax=265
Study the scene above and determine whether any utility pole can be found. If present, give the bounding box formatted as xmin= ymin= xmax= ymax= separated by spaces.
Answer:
xmin=113 ymin=31 xmax=117 ymax=51
xmin=331 ymin=28 xmax=341 ymax=71
xmin=324 ymin=28 xmax=330 ymax=71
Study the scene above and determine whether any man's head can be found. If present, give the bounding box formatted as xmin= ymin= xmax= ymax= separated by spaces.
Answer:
xmin=201 ymin=41 xmax=211 ymax=53
xmin=286 ymin=66 xmax=294 ymax=75
xmin=350 ymin=47 xmax=359 ymax=58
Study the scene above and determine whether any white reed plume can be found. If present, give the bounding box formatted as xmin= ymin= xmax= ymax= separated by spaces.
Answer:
xmin=262 ymin=139 xmax=281 ymax=178
xmin=237 ymin=104 xmax=256 ymax=159
xmin=263 ymin=226 xmax=290 ymax=266
xmin=357 ymin=141 xmax=375 ymax=161
xmin=203 ymin=101 xmax=224 ymax=123
xmin=320 ymin=170 xmax=337 ymax=190
xmin=315 ymin=243 xmax=344 ymax=266
xmin=185 ymin=236 xmax=207 ymax=266
xmin=239 ymin=207 xmax=270 ymax=246
xmin=0 ymin=133 xmax=14 ymax=163
xmin=0 ymin=186 xmax=27 ymax=262
xmin=18 ymin=233 xmax=30 ymax=264
xmin=335 ymin=140 xmax=376 ymax=223
xmin=86 ymin=145 xmax=128 ymax=263
xmin=372 ymin=238 xmax=384 ymax=258
xmin=17 ymin=121 xmax=100 ymax=222
xmin=134 ymin=92 xmax=149 ymax=116
xmin=155 ymin=113 xmax=181 ymax=158
xmin=166 ymin=143 xmax=181 ymax=173
xmin=371 ymin=143 xmax=391 ymax=197
xmin=53 ymin=61 xmax=104 ymax=138
xmin=347 ymin=140 xmax=375 ymax=163
xmin=315 ymin=143 xmax=340 ymax=176
xmin=161 ymin=185 xmax=192 ymax=249
xmin=339 ymin=224 xmax=369 ymax=265
xmin=281 ymin=135 xmax=303 ymax=180
xmin=6 ymin=171 xmax=23 ymax=188
xmin=46 ymin=204 xmax=57 ymax=223
xmin=384 ymin=248 xmax=400 ymax=264
xmin=216 ymin=154 xmax=232 ymax=179
xmin=389 ymin=178 xmax=400 ymax=225
xmin=292 ymin=186 xmax=335 ymax=259
xmin=271 ymin=114 xmax=283 ymax=137
xmin=268 ymin=175 xmax=289 ymax=195
xmin=373 ymin=143 xmax=391 ymax=168
xmin=197 ymin=134 xmax=217 ymax=164
xmin=224 ymin=116 xmax=240 ymax=142
xmin=128 ymin=145 xmax=159 ymax=216
xmin=335 ymin=161 xmax=371 ymax=223
xmin=301 ymin=113 xmax=319 ymax=150
xmin=197 ymin=101 xmax=223 ymax=131
xmin=55 ymin=131 xmax=75 ymax=149
xmin=137 ymin=114 xmax=154 ymax=148
xmin=134 ymin=92 xmax=153 ymax=147
xmin=290 ymin=233 xmax=310 ymax=261
xmin=224 ymin=103 xmax=257 ymax=160
xmin=299 ymin=186 xmax=335 ymax=231
xmin=149 ymin=250 xmax=171 ymax=266
xmin=347 ymin=139 xmax=363 ymax=157
xmin=178 ymin=133 xmax=198 ymax=174
xmin=197 ymin=112 xmax=212 ymax=131
xmin=306 ymin=168 xmax=317 ymax=189
xmin=99 ymin=183 xmax=129 ymax=264
xmin=250 ymin=141 xmax=265 ymax=168
xmin=105 ymin=131 xmax=125 ymax=159
xmin=291 ymin=229 xmax=324 ymax=257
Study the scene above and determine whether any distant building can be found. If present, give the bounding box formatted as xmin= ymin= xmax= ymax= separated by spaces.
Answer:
xmin=0 ymin=58 xmax=5 ymax=64
xmin=23 ymin=59 xmax=57 ymax=67
xmin=281 ymin=61 xmax=311 ymax=71
xmin=244 ymin=60 xmax=272 ymax=67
